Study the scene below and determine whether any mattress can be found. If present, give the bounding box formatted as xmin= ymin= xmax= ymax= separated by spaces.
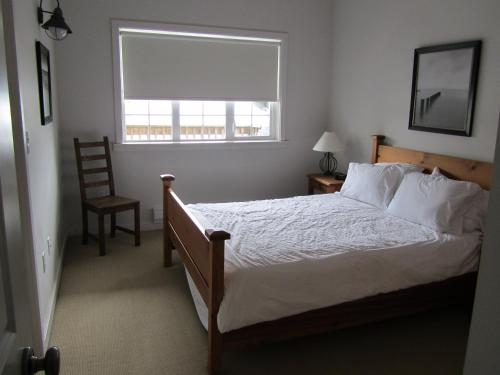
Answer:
xmin=185 ymin=193 xmax=481 ymax=333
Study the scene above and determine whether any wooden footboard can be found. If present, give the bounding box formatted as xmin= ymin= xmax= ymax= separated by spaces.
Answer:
xmin=161 ymin=175 xmax=229 ymax=373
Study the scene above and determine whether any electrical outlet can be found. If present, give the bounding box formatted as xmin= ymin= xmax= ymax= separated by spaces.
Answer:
xmin=42 ymin=251 xmax=46 ymax=273
xmin=47 ymin=236 xmax=52 ymax=256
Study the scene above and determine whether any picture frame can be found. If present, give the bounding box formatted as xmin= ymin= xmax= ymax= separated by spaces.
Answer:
xmin=36 ymin=41 xmax=53 ymax=125
xmin=408 ymin=40 xmax=481 ymax=137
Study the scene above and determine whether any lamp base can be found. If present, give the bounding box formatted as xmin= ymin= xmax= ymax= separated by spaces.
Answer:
xmin=319 ymin=152 xmax=337 ymax=175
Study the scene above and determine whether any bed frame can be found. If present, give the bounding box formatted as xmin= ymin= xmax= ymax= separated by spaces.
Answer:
xmin=160 ymin=135 xmax=492 ymax=374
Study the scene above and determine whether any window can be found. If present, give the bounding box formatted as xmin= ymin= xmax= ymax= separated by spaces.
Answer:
xmin=124 ymin=100 xmax=172 ymax=141
xmin=112 ymin=21 xmax=286 ymax=144
xmin=179 ymin=101 xmax=226 ymax=140
xmin=123 ymin=100 xmax=274 ymax=142
xmin=234 ymin=102 xmax=271 ymax=137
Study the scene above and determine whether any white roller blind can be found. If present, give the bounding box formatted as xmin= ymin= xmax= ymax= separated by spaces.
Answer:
xmin=121 ymin=33 xmax=280 ymax=101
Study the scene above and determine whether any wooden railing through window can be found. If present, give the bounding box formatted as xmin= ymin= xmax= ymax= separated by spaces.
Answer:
xmin=125 ymin=125 xmax=262 ymax=139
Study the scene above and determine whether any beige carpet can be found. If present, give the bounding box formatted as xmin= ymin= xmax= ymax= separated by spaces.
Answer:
xmin=50 ymin=231 xmax=470 ymax=374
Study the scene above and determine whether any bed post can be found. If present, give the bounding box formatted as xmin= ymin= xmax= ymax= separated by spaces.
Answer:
xmin=160 ymin=174 xmax=176 ymax=267
xmin=371 ymin=135 xmax=386 ymax=163
xmin=206 ymin=229 xmax=230 ymax=375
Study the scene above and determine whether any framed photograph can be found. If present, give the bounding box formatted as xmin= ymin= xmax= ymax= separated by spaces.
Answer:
xmin=408 ymin=40 xmax=481 ymax=137
xmin=36 ymin=41 xmax=53 ymax=125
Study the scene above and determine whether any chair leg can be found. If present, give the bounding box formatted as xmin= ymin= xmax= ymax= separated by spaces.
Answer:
xmin=110 ymin=213 xmax=116 ymax=238
xmin=82 ymin=207 xmax=88 ymax=245
xmin=98 ymin=213 xmax=106 ymax=256
xmin=134 ymin=203 xmax=140 ymax=246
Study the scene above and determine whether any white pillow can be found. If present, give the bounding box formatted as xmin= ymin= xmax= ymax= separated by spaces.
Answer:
xmin=431 ymin=166 xmax=441 ymax=176
xmin=387 ymin=172 xmax=482 ymax=234
xmin=431 ymin=167 xmax=489 ymax=233
xmin=463 ymin=190 xmax=489 ymax=233
xmin=340 ymin=163 xmax=411 ymax=209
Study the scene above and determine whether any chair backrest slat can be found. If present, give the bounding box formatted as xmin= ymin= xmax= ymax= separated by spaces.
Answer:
xmin=77 ymin=141 xmax=105 ymax=148
xmin=82 ymin=167 xmax=109 ymax=175
xmin=74 ymin=136 xmax=115 ymax=202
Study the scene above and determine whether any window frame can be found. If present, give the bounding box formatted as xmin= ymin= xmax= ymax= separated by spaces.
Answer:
xmin=111 ymin=20 xmax=288 ymax=145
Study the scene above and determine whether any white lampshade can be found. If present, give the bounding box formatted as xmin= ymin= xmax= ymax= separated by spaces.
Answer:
xmin=313 ymin=131 xmax=344 ymax=153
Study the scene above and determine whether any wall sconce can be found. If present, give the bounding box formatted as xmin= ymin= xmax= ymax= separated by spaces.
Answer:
xmin=38 ymin=0 xmax=72 ymax=41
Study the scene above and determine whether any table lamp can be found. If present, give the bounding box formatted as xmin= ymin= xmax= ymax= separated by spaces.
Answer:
xmin=313 ymin=131 xmax=344 ymax=175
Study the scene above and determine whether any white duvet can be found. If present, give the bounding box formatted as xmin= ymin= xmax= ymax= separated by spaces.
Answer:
xmin=186 ymin=193 xmax=481 ymax=333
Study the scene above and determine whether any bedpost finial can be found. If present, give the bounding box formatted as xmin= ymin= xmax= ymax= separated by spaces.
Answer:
xmin=161 ymin=174 xmax=176 ymax=187
xmin=205 ymin=229 xmax=231 ymax=241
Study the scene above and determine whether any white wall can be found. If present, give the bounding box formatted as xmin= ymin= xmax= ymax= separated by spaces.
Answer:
xmin=11 ymin=0 xmax=64 ymax=348
xmin=329 ymin=0 xmax=500 ymax=167
xmin=55 ymin=0 xmax=333 ymax=234
xmin=464 ymin=114 xmax=500 ymax=374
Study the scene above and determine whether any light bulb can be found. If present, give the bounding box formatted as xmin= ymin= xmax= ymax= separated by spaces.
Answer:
xmin=46 ymin=27 xmax=68 ymax=40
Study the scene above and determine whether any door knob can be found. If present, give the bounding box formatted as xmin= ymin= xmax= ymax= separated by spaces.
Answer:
xmin=21 ymin=346 xmax=60 ymax=375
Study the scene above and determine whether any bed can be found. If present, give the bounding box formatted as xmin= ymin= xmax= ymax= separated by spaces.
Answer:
xmin=160 ymin=135 xmax=492 ymax=374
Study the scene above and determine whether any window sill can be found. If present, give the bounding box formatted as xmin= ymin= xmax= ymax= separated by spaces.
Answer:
xmin=112 ymin=139 xmax=288 ymax=152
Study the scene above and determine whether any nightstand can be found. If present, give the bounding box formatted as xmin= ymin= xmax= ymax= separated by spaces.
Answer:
xmin=307 ymin=174 xmax=344 ymax=195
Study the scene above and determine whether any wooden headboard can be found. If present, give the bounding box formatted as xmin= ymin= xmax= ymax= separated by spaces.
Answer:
xmin=371 ymin=135 xmax=493 ymax=190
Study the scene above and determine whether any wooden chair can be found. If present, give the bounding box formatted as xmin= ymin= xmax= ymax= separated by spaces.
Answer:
xmin=74 ymin=136 xmax=140 ymax=255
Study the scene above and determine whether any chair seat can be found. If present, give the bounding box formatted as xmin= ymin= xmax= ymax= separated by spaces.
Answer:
xmin=84 ymin=195 xmax=139 ymax=212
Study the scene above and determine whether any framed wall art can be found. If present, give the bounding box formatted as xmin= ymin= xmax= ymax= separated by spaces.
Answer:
xmin=408 ymin=40 xmax=481 ymax=137
xmin=36 ymin=41 xmax=53 ymax=125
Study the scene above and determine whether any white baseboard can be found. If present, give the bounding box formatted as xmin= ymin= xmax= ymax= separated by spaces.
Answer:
xmin=42 ymin=229 xmax=68 ymax=350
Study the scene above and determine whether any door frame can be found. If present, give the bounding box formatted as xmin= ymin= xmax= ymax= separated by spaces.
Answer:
xmin=1 ymin=0 xmax=43 ymax=354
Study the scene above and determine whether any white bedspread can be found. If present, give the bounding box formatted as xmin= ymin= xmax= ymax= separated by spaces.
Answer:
xmin=185 ymin=193 xmax=481 ymax=333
